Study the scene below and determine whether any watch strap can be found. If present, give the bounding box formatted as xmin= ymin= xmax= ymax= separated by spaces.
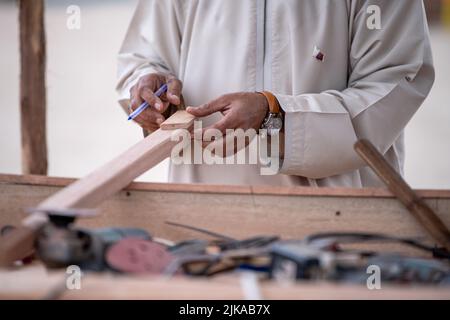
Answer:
xmin=259 ymin=91 xmax=281 ymax=114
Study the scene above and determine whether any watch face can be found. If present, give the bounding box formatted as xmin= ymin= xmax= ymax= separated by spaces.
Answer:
xmin=262 ymin=114 xmax=283 ymax=136
xmin=266 ymin=115 xmax=283 ymax=130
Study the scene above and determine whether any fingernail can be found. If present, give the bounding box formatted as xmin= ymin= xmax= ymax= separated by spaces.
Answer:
xmin=157 ymin=118 xmax=164 ymax=125
xmin=155 ymin=103 xmax=162 ymax=111
xmin=186 ymin=106 xmax=193 ymax=112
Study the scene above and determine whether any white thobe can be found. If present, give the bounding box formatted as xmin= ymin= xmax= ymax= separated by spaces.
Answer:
xmin=117 ymin=0 xmax=434 ymax=188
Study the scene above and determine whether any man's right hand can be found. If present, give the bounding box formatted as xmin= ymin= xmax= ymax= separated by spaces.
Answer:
xmin=129 ymin=73 xmax=182 ymax=132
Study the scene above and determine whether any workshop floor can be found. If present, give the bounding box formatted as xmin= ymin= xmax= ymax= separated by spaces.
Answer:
xmin=0 ymin=0 xmax=449 ymax=189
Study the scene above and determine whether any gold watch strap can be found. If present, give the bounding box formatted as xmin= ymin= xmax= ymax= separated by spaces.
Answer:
xmin=259 ymin=91 xmax=281 ymax=114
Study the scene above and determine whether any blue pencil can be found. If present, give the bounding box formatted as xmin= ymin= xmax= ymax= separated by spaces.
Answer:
xmin=127 ymin=83 xmax=169 ymax=121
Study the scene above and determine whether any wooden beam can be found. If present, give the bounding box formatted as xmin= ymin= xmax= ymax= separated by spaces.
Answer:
xmin=2 ymin=173 xmax=450 ymax=199
xmin=37 ymin=111 xmax=194 ymax=210
xmin=160 ymin=110 xmax=195 ymax=130
xmin=38 ymin=131 xmax=171 ymax=209
xmin=0 ymin=111 xmax=194 ymax=266
xmin=19 ymin=0 xmax=48 ymax=175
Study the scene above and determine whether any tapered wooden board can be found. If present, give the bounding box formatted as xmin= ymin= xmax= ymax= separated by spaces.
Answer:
xmin=160 ymin=111 xmax=195 ymax=130
xmin=0 ymin=111 xmax=195 ymax=265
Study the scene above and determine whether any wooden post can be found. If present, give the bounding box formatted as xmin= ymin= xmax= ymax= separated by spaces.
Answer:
xmin=444 ymin=0 xmax=450 ymax=26
xmin=19 ymin=0 xmax=48 ymax=175
xmin=354 ymin=140 xmax=450 ymax=251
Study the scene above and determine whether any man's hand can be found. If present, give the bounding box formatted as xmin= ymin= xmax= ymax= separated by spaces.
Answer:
xmin=129 ymin=73 xmax=182 ymax=132
xmin=186 ymin=92 xmax=268 ymax=136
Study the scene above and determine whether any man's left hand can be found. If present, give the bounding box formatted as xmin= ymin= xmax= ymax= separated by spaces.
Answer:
xmin=186 ymin=92 xmax=268 ymax=137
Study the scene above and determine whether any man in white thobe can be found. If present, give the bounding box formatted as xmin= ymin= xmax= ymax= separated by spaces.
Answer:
xmin=117 ymin=0 xmax=434 ymax=188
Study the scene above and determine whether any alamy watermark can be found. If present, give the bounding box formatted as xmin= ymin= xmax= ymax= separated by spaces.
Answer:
xmin=66 ymin=5 xmax=81 ymax=30
xmin=66 ymin=265 xmax=82 ymax=290
xmin=366 ymin=265 xmax=382 ymax=290
xmin=169 ymin=121 xmax=281 ymax=175
xmin=366 ymin=5 xmax=382 ymax=30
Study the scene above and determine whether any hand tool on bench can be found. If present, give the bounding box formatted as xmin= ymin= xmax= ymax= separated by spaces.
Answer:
xmin=105 ymin=238 xmax=175 ymax=274
xmin=166 ymin=221 xmax=279 ymax=251
xmin=269 ymin=240 xmax=450 ymax=284
xmin=354 ymin=139 xmax=450 ymax=251
xmin=0 ymin=110 xmax=195 ymax=267
xmin=165 ymin=221 xmax=237 ymax=241
xmin=164 ymin=221 xmax=278 ymax=276
xmin=26 ymin=207 xmax=151 ymax=270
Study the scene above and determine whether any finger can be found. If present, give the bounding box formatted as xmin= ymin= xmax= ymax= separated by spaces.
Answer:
xmin=166 ymin=77 xmax=182 ymax=105
xmin=130 ymin=86 xmax=144 ymax=111
xmin=201 ymin=116 xmax=235 ymax=139
xmin=142 ymin=108 xmax=166 ymax=125
xmin=140 ymin=87 xmax=166 ymax=113
xmin=186 ymin=97 xmax=229 ymax=117
xmin=134 ymin=108 xmax=165 ymax=128
xmin=135 ymin=119 xmax=161 ymax=132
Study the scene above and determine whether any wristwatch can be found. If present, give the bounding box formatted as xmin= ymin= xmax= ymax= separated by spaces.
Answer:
xmin=259 ymin=91 xmax=283 ymax=136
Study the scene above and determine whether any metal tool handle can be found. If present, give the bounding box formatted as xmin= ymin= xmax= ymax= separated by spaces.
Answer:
xmin=354 ymin=139 xmax=450 ymax=251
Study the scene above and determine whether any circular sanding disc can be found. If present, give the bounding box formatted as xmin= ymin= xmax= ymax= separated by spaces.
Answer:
xmin=106 ymin=238 xmax=174 ymax=274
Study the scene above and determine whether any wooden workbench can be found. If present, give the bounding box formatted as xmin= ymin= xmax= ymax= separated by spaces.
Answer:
xmin=1 ymin=174 xmax=450 ymax=299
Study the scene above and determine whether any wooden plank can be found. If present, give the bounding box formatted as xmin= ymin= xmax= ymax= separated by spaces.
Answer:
xmin=19 ymin=0 xmax=48 ymax=175
xmin=1 ymin=174 xmax=450 ymax=199
xmin=0 ymin=265 xmax=449 ymax=300
xmin=0 ymin=266 xmax=450 ymax=300
xmin=39 ymin=110 xmax=194 ymax=210
xmin=1 ymin=177 xmax=449 ymax=256
xmin=0 ymin=112 xmax=195 ymax=266
xmin=38 ymin=130 xmax=173 ymax=209
xmin=160 ymin=110 xmax=195 ymax=130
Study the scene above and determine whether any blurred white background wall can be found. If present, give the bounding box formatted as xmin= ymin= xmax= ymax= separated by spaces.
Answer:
xmin=0 ymin=0 xmax=449 ymax=188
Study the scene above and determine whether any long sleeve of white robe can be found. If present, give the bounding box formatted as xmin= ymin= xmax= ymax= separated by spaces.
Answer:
xmin=116 ymin=0 xmax=435 ymax=188
xmin=275 ymin=0 xmax=435 ymax=183
xmin=116 ymin=0 xmax=183 ymax=112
